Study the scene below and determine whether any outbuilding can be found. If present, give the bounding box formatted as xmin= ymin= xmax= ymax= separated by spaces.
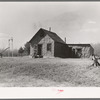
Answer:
xmin=68 ymin=44 xmax=94 ymax=58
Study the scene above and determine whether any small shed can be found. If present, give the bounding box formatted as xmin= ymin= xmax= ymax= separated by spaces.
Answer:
xmin=29 ymin=28 xmax=69 ymax=58
xmin=68 ymin=44 xmax=94 ymax=58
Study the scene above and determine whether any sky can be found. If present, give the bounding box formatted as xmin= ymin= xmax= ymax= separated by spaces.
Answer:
xmin=0 ymin=2 xmax=100 ymax=49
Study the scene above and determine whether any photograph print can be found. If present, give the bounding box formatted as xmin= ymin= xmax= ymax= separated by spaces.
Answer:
xmin=0 ymin=2 xmax=100 ymax=87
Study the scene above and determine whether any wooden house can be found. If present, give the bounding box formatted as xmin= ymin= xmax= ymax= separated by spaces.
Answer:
xmin=68 ymin=44 xmax=94 ymax=58
xmin=29 ymin=28 xmax=69 ymax=58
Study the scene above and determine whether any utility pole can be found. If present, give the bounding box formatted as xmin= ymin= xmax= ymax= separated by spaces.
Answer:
xmin=11 ymin=37 xmax=13 ymax=57
xmin=49 ymin=27 xmax=51 ymax=31
xmin=64 ymin=37 xmax=66 ymax=43
xmin=8 ymin=39 xmax=10 ymax=57
xmin=8 ymin=37 xmax=13 ymax=57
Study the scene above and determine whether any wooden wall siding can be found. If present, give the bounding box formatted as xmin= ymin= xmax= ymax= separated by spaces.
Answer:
xmin=89 ymin=47 xmax=94 ymax=56
xmin=68 ymin=47 xmax=73 ymax=58
xmin=82 ymin=47 xmax=90 ymax=57
xmin=54 ymin=42 xmax=69 ymax=58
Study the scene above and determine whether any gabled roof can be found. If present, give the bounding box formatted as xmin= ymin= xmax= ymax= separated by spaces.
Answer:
xmin=68 ymin=44 xmax=92 ymax=47
xmin=29 ymin=28 xmax=66 ymax=44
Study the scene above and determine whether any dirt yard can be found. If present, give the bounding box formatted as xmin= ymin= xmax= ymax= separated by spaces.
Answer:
xmin=0 ymin=57 xmax=100 ymax=87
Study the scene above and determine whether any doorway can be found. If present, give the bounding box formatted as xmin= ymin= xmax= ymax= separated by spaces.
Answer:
xmin=38 ymin=44 xmax=42 ymax=56
xmin=76 ymin=48 xmax=82 ymax=58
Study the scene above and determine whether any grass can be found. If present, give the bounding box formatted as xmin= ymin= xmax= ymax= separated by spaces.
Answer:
xmin=0 ymin=57 xmax=100 ymax=87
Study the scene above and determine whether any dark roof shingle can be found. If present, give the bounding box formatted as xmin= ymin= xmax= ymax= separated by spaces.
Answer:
xmin=29 ymin=28 xmax=66 ymax=44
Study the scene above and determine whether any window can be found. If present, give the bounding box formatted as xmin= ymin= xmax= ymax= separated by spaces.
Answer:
xmin=47 ymin=43 xmax=51 ymax=51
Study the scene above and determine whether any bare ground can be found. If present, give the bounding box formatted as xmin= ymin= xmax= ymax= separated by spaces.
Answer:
xmin=0 ymin=57 xmax=100 ymax=87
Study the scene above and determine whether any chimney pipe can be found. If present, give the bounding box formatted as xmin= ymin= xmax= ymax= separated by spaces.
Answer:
xmin=64 ymin=37 xmax=66 ymax=43
xmin=11 ymin=37 xmax=13 ymax=57
xmin=8 ymin=39 xmax=10 ymax=57
xmin=49 ymin=27 xmax=51 ymax=31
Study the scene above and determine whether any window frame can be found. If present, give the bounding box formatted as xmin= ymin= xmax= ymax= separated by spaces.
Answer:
xmin=47 ymin=43 xmax=52 ymax=52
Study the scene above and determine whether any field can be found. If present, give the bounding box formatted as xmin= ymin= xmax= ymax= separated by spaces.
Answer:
xmin=0 ymin=57 xmax=100 ymax=87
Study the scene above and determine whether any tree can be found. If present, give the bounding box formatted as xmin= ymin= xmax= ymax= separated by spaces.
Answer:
xmin=18 ymin=47 xmax=24 ymax=56
xmin=24 ymin=42 xmax=30 ymax=55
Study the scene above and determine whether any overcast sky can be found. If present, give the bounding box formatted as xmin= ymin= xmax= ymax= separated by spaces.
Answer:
xmin=0 ymin=2 xmax=100 ymax=49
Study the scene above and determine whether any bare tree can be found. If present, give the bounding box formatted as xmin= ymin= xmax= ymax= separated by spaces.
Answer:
xmin=18 ymin=47 xmax=24 ymax=56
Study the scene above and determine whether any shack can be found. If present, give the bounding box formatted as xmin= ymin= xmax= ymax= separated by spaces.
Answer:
xmin=68 ymin=44 xmax=94 ymax=58
xmin=29 ymin=28 xmax=69 ymax=58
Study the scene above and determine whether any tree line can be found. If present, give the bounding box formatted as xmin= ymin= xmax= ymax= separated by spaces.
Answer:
xmin=18 ymin=42 xmax=30 ymax=56
xmin=0 ymin=42 xmax=30 ymax=57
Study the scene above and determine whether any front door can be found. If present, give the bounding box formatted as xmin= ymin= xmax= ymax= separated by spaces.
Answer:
xmin=38 ymin=44 xmax=42 ymax=55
